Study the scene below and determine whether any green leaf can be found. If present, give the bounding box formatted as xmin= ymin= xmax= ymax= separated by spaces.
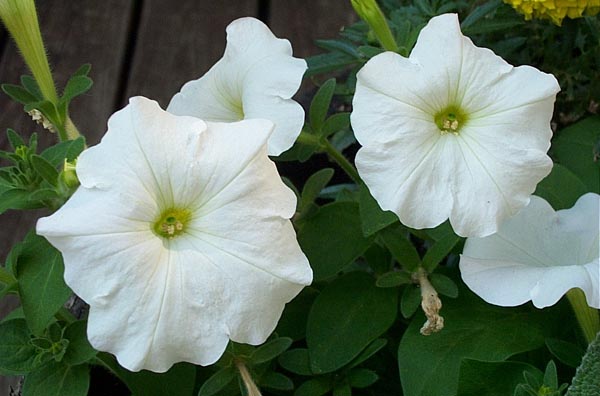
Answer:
xmin=276 ymin=288 xmax=318 ymax=341
xmin=21 ymin=75 xmax=43 ymax=99
xmin=376 ymin=271 xmax=411 ymax=288
xmin=2 ymin=83 xmax=38 ymax=104
xmin=315 ymin=39 xmax=361 ymax=58
xmin=61 ymin=75 xmax=93 ymax=104
xmin=197 ymin=367 xmax=236 ymax=396
xmin=298 ymin=202 xmax=373 ymax=280
xmin=380 ymin=227 xmax=421 ymax=271
xmin=72 ymin=64 xmax=92 ymax=77
xmin=347 ymin=338 xmax=387 ymax=369
xmin=429 ymin=273 xmax=458 ymax=298
xmin=0 ymin=188 xmax=43 ymax=214
xmin=359 ymin=184 xmax=398 ymax=237
xmin=306 ymin=52 xmax=360 ymax=77
xmin=400 ymin=284 xmax=421 ymax=319
xmin=456 ymin=359 xmax=542 ymax=396
xmin=16 ymin=233 xmax=72 ymax=335
xmin=307 ymin=272 xmax=398 ymax=374
xmin=566 ymin=332 xmax=600 ymax=395
xmin=332 ymin=381 xmax=351 ymax=396
xmin=7 ymin=128 xmax=25 ymax=150
xmin=22 ymin=361 xmax=90 ymax=396
xmin=260 ymin=372 xmax=294 ymax=391
xmin=545 ymin=338 xmax=585 ymax=368
xmin=279 ymin=349 xmax=313 ymax=376
xmin=543 ymin=360 xmax=558 ymax=389
xmin=348 ymin=368 xmax=378 ymax=388
xmin=122 ymin=363 xmax=197 ymax=396
xmin=295 ymin=377 xmax=332 ymax=396
xmin=421 ymin=233 xmax=461 ymax=273
xmin=62 ymin=321 xmax=96 ymax=366
xmin=309 ymin=78 xmax=337 ymax=133
xmin=300 ymin=168 xmax=335 ymax=213
xmin=30 ymin=154 xmax=59 ymax=187
xmin=553 ymin=116 xmax=600 ymax=193
xmin=534 ymin=164 xmax=589 ymax=210
xmin=322 ymin=112 xmax=350 ymax=138
xmin=398 ymin=278 xmax=557 ymax=396
xmin=0 ymin=319 xmax=38 ymax=375
xmin=40 ymin=137 xmax=86 ymax=167
xmin=461 ymin=0 xmax=502 ymax=30
xmin=250 ymin=337 xmax=293 ymax=365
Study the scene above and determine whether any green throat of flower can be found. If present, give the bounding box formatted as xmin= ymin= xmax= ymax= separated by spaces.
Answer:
xmin=434 ymin=106 xmax=467 ymax=135
xmin=153 ymin=208 xmax=192 ymax=239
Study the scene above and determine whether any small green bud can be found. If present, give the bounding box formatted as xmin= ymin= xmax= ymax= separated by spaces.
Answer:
xmin=0 ymin=0 xmax=58 ymax=103
xmin=60 ymin=159 xmax=79 ymax=188
xmin=350 ymin=0 xmax=399 ymax=52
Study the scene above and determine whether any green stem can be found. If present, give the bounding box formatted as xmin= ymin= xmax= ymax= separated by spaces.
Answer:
xmin=0 ymin=265 xmax=16 ymax=285
xmin=296 ymin=131 xmax=362 ymax=183
xmin=64 ymin=116 xmax=82 ymax=140
xmin=322 ymin=140 xmax=361 ymax=184
xmin=567 ymin=289 xmax=600 ymax=344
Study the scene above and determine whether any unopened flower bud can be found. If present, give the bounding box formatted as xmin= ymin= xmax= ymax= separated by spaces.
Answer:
xmin=0 ymin=0 xmax=58 ymax=102
xmin=60 ymin=159 xmax=79 ymax=188
xmin=350 ymin=0 xmax=399 ymax=52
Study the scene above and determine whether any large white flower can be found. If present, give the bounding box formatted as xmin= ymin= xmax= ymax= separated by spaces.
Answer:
xmin=351 ymin=13 xmax=560 ymax=237
xmin=459 ymin=193 xmax=600 ymax=309
xmin=167 ymin=17 xmax=306 ymax=156
xmin=36 ymin=97 xmax=312 ymax=372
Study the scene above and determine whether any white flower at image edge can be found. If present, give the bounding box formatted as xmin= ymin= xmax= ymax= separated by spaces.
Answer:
xmin=167 ymin=17 xmax=306 ymax=156
xmin=459 ymin=193 xmax=600 ymax=309
xmin=36 ymin=97 xmax=313 ymax=373
xmin=351 ymin=13 xmax=560 ymax=237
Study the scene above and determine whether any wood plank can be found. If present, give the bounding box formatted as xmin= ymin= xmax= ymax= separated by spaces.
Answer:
xmin=124 ymin=0 xmax=258 ymax=108
xmin=269 ymin=0 xmax=357 ymax=58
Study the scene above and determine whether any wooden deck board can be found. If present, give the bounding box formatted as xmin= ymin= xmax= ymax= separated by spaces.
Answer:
xmin=124 ymin=0 xmax=258 ymax=108
xmin=269 ymin=0 xmax=357 ymax=58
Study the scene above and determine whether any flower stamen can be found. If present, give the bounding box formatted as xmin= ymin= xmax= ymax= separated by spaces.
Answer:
xmin=154 ymin=209 xmax=191 ymax=239
xmin=434 ymin=106 xmax=467 ymax=135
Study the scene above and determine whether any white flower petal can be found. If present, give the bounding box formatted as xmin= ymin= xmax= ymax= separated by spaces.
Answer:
xmin=167 ymin=17 xmax=306 ymax=156
xmin=352 ymin=13 xmax=558 ymax=237
xmin=36 ymin=97 xmax=312 ymax=372
xmin=460 ymin=194 xmax=600 ymax=309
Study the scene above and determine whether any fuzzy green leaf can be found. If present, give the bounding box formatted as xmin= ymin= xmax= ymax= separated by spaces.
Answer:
xmin=359 ymin=184 xmax=398 ymax=237
xmin=250 ymin=337 xmax=293 ymax=365
xmin=298 ymin=202 xmax=373 ymax=280
xmin=63 ymin=321 xmax=97 ymax=366
xmin=22 ymin=361 xmax=90 ymax=396
xmin=307 ymin=272 xmax=397 ymax=374
xmin=16 ymin=233 xmax=71 ymax=335
xmin=0 ymin=319 xmax=38 ymax=375
xmin=197 ymin=367 xmax=236 ymax=396
xmin=309 ymin=78 xmax=337 ymax=133
xmin=553 ymin=116 xmax=600 ymax=193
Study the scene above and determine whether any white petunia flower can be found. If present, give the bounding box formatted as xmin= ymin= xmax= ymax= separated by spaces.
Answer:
xmin=167 ymin=17 xmax=307 ymax=156
xmin=36 ymin=97 xmax=312 ymax=373
xmin=351 ymin=13 xmax=560 ymax=237
xmin=459 ymin=193 xmax=600 ymax=309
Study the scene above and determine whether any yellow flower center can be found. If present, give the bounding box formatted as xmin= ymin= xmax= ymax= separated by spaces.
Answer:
xmin=434 ymin=106 xmax=468 ymax=135
xmin=153 ymin=208 xmax=192 ymax=239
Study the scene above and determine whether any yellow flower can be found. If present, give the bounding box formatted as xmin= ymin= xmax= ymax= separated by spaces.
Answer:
xmin=504 ymin=0 xmax=600 ymax=25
